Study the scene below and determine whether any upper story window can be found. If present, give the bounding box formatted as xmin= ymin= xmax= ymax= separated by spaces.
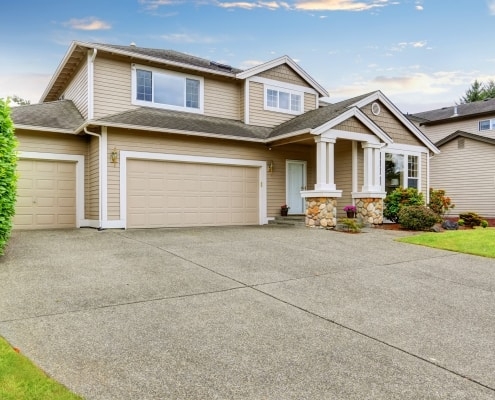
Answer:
xmin=132 ymin=64 xmax=204 ymax=113
xmin=265 ymin=85 xmax=303 ymax=115
xmin=479 ymin=118 xmax=495 ymax=131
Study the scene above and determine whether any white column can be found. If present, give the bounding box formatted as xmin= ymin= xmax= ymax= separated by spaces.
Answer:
xmin=315 ymin=137 xmax=336 ymax=191
xmin=361 ymin=142 xmax=382 ymax=192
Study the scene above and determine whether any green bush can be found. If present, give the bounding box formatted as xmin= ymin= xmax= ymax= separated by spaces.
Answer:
xmin=398 ymin=205 xmax=438 ymax=231
xmin=457 ymin=219 xmax=465 ymax=226
xmin=481 ymin=220 xmax=489 ymax=228
xmin=428 ymin=188 xmax=455 ymax=219
xmin=383 ymin=188 xmax=424 ymax=223
xmin=459 ymin=212 xmax=483 ymax=228
xmin=339 ymin=217 xmax=362 ymax=233
xmin=0 ymin=99 xmax=17 ymax=255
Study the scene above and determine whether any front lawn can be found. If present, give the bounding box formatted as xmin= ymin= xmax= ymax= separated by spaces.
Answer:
xmin=397 ymin=227 xmax=495 ymax=258
xmin=0 ymin=336 xmax=83 ymax=400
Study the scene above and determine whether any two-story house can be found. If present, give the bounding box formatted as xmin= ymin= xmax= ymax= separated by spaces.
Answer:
xmin=409 ymin=98 xmax=495 ymax=218
xmin=11 ymin=41 xmax=438 ymax=230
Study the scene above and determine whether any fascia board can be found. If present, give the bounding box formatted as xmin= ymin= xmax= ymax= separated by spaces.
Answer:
xmin=351 ymin=91 xmax=440 ymax=154
xmin=237 ymin=56 xmax=329 ymax=97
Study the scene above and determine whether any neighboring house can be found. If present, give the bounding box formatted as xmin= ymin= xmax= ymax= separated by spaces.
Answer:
xmin=11 ymin=41 xmax=438 ymax=230
xmin=409 ymin=98 xmax=495 ymax=218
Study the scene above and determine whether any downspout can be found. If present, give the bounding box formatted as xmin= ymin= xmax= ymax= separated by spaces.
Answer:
xmin=84 ymin=127 xmax=103 ymax=230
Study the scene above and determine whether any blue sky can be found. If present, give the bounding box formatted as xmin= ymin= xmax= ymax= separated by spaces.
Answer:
xmin=1 ymin=0 xmax=495 ymax=113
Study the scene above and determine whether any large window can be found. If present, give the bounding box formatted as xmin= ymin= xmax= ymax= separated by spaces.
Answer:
xmin=133 ymin=65 xmax=203 ymax=112
xmin=479 ymin=119 xmax=495 ymax=131
xmin=265 ymin=86 xmax=302 ymax=114
xmin=384 ymin=152 xmax=419 ymax=194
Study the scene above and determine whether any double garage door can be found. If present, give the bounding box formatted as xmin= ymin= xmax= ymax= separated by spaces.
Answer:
xmin=127 ymin=159 xmax=259 ymax=228
xmin=14 ymin=159 xmax=76 ymax=230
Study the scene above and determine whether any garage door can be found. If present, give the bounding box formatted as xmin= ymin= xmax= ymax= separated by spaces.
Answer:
xmin=127 ymin=159 xmax=259 ymax=228
xmin=14 ymin=160 xmax=77 ymax=229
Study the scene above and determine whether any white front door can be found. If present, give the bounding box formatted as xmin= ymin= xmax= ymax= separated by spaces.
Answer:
xmin=286 ymin=160 xmax=306 ymax=214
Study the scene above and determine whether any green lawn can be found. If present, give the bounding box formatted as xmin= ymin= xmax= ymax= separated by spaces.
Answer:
xmin=0 ymin=336 xmax=83 ymax=400
xmin=398 ymin=227 xmax=495 ymax=258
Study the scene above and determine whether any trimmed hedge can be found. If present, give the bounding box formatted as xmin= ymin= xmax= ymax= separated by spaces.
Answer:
xmin=0 ymin=99 xmax=17 ymax=255
xmin=398 ymin=205 xmax=438 ymax=231
xmin=383 ymin=188 xmax=424 ymax=223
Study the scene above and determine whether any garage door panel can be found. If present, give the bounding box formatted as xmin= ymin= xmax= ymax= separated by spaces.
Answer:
xmin=14 ymin=160 xmax=76 ymax=230
xmin=127 ymin=159 xmax=259 ymax=228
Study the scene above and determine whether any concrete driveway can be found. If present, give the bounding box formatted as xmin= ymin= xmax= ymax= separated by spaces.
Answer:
xmin=0 ymin=226 xmax=494 ymax=399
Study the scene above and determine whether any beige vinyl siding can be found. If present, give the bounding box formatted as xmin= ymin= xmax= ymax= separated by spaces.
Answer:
xmin=248 ymin=81 xmax=298 ymax=127
xmin=304 ymin=93 xmax=317 ymax=112
xmin=362 ymin=101 xmax=423 ymax=146
xmin=335 ymin=117 xmax=372 ymax=134
xmin=430 ymin=138 xmax=495 ymax=217
xmin=93 ymin=56 xmax=138 ymax=119
xmin=259 ymin=64 xmax=308 ymax=86
xmin=86 ymin=135 xmax=99 ymax=220
xmin=421 ymin=153 xmax=427 ymax=195
xmin=106 ymin=129 xmax=314 ymax=220
xmin=63 ymin=62 xmax=89 ymax=119
xmin=240 ymin=84 xmax=246 ymax=122
xmin=334 ymin=140 xmax=353 ymax=217
xmin=420 ymin=115 xmax=495 ymax=144
xmin=16 ymin=130 xmax=88 ymax=155
xmin=204 ymin=78 xmax=241 ymax=120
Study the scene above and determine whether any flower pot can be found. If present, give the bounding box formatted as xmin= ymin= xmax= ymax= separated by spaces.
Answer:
xmin=281 ymin=207 xmax=289 ymax=216
xmin=346 ymin=211 xmax=356 ymax=218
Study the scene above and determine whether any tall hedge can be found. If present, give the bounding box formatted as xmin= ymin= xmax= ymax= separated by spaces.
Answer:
xmin=0 ymin=99 xmax=17 ymax=255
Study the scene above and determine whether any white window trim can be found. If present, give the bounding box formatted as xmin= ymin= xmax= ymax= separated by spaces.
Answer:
xmin=479 ymin=118 xmax=495 ymax=131
xmin=131 ymin=63 xmax=204 ymax=114
xmin=264 ymin=84 xmax=304 ymax=115
xmin=381 ymin=148 xmax=422 ymax=192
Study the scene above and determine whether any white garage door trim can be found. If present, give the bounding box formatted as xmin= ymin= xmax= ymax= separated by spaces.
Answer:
xmin=18 ymin=151 xmax=86 ymax=228
xmin=119 ymin=151 xmax=267 ymax=229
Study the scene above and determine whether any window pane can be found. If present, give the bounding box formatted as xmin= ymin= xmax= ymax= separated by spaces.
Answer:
xmin=291 ymin=94 xmax=301 ymax=112
xmin=408 ymin=178 xmax=418 ymax=189
xmin=154 ymin=73 xmax=184 ymax=106
xmin=136 ymin=69 xmax=152 ymax=101
xmin=385 ymin=153 xmax=403 ymax=194
xmin=186 ymin=78 xmax=200 ymax=108
xmin=267 ymin=89 xmax=278 ymax=107
xmin=279 ymin=91 xmax=290 ymax=109
xmin=480 ymin=120 xmax=490 ymax=131
xmin=408 ymin=155 xmax=418 ymax=178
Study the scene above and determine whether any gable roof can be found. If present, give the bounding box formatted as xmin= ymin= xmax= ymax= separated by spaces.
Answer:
xmin=11 ymin=100 xmax=85 ymax=133
xmin=236 ymin=56 xmax=328 ymax=97
xmin=410 ymin=98 xmax=495 ymax=126
xmin=435 ymin=130 xmax=495 ymax=147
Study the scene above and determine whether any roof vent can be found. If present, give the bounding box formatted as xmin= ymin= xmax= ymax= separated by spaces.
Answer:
xmin=130 ymin=42 xmax=136 ymax=47
xmin=452 ymin=106 xmax=458 ymax=117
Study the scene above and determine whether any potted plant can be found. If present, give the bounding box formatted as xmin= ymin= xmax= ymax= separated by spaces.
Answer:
xmin=343 ymin=204 xmax=357 ymax=218
xmin=280 ymin=204 xmax=290 ymax=216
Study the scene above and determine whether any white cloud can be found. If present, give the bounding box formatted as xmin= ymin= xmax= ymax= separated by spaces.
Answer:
xmin=161 ymin=33 xmax=219 ymax=43
xmin=63 ymin=17 xmax=111 ymax=31
xmin=239 ymin=59 xmax=265 ymax=69
xmin=415 ymin=5 xmax=423 ymax=10
xmin=139 ymin=0 xmax=182 ymax=10
xmin=389 ymin=40 xmax=427 ymax=52
xmin=489 ymin=0 xmax=495 ymax=15
xmin=294 ymin=0 xmax=392 ymax=11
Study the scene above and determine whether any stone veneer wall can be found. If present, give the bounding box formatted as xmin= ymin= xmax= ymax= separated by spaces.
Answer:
xmin=356 ymin=198 xmax=383 ymax=225
xmin=305 ymin=197 xmax=337 ymax=228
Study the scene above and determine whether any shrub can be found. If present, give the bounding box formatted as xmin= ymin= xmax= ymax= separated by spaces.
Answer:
xmin=0 ymin=99 xmax=17 ymax=255
xmin=428 ymin=188 xmax=455 ymax=219
xmin=339 ymin=218 xmax=362 ymax=233
xmin=481 ymin=220 xmax=489 ymax=228
xmin=383 ymin=188 xmax=424 ymax=223
xmin=398 ymin=205 xmax=438 ymax=231
xmin=457 ymin=219 xmax=465 ymax=226
xmin=459 ymin=212 xmax=483 ymax=228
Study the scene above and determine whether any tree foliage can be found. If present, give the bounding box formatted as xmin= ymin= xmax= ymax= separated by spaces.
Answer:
xmin=460 ymin=79 xmax=495 ymax=103
xmin=10 ymin=95 xmax=31 ymax=106
xmin=0 ymin=99 xmax=17 ymax=255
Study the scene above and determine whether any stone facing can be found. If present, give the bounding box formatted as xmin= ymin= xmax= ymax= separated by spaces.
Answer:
xmin=305 ymin=197 xmax=337 ymax=228
xmin=356 ymin=198 xmax=383 ymax=225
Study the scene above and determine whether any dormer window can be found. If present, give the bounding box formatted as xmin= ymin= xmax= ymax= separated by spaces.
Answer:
xmin=132 ymin=64 xmax=204 ymax=113
xmin=479 ymin=118 xmax=495 ymax=131
xmin=265 ymin=85 xmax=303 ymax=115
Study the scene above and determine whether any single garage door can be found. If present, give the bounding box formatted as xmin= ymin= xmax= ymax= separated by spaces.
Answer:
xmin=14 ymin=159 xmax=77 ymax=229
xmin=127 ymin=159 xmax=259 ymax=228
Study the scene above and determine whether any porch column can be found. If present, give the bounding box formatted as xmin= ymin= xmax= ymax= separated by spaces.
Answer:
xmin=315 ymin=137 xmax=336 ymax=191
xmin=361 ymin=142 xmax=382 ymax=192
